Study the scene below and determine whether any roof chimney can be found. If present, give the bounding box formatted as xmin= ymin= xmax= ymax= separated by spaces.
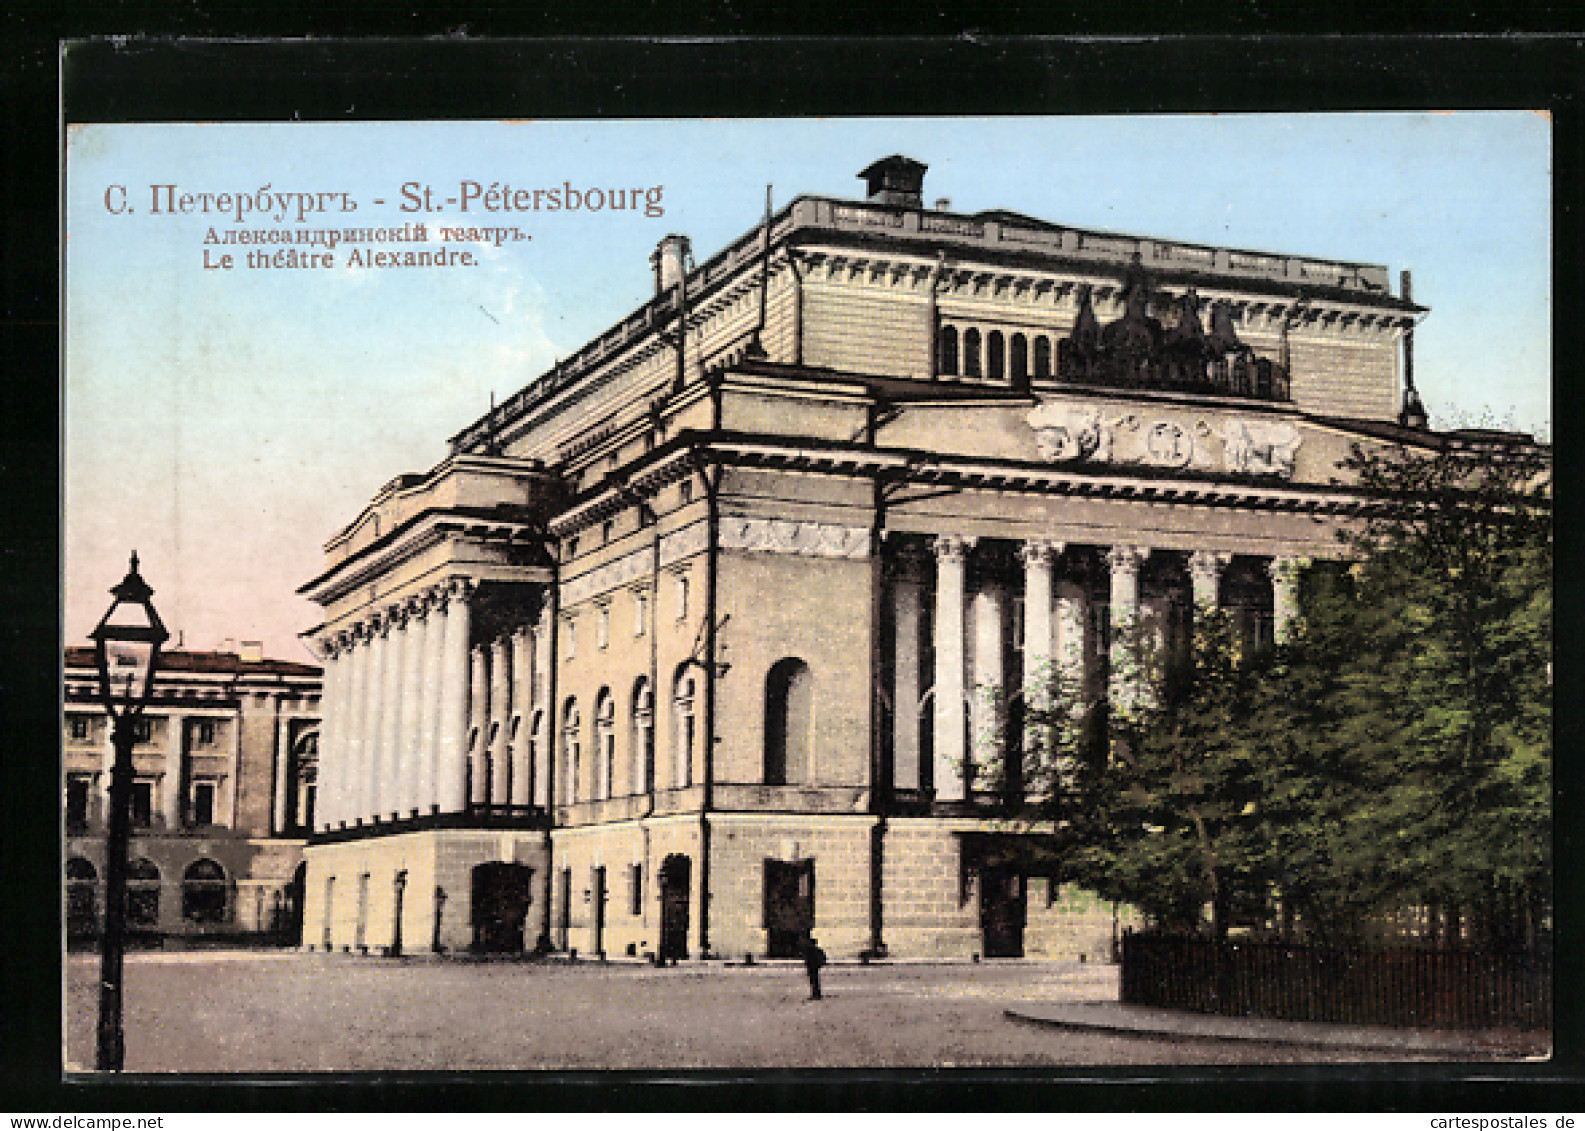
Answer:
xmin=858 ymin=155 xmax=927 ymax=209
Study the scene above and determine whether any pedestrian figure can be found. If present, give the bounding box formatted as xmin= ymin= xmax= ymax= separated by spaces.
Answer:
xmin=803 ymin=934 xmax=827 ymax=1001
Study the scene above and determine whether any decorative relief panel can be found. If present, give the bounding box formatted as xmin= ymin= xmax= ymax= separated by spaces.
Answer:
xmin=719 ymin=518 xmax=870 ymax=559
xmin=1027 ymin=401 xmax=1302 ymax=479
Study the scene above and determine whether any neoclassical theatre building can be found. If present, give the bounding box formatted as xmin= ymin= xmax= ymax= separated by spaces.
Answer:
xmin=300 ymin=155 xmax=1437 ymax=962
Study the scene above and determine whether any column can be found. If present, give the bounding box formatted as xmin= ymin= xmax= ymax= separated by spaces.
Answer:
xmin=1020 ymin=541 xmax=1059 ymax=707
xmin=972 ymin=583 xmax=1005 ymax=775
xmin=415 ymin=589 xmax=444 ymax=814
xmin=890 ymin=552 xmax=924 ymax=791
xmin=510 ymin=629 xmax=533 ymax=807
xmin=378 ymin=606 xmax=410 ymax=820
xmin=396 ymin=599 xmax=428 ymax=819
xmin=161 ymin=710 xmax=183 ymax=829
xmin=470 ymin=644 xmax=491 ymax=807
xmin=340 ymin=624 xmax=371 ymax=828
xmin=1269 ymin=556 xmax=1304 ymax=644
xmin=1189 ymin=550 xmax=1229 ymax=610
xmin=490 ymin=636 xmax=512 ymax=805
xmin=436 ymin=579 xmax=473 ymax=814
xmin=355 ymin=616 xmax=389 ymax=824
xmin=1107 ymin=545 xmax=1146 ymax=717
xmin=533 ymin=607 xmax=554 ymax=808
xmin=273 ymin=712 xmax=291 ymax=834
xmin=931 ymin=535 xmax=974 ymax=802
xmin=312 ymin=640 xmax=340 ymax=832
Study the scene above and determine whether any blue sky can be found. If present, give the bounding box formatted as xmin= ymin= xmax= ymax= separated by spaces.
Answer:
xmin=65 ymin=114 xmax=1551 ymax=661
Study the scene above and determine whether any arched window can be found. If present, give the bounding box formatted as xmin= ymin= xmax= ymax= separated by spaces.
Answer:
xmin=562 ymin=699 xmax=582 ymax=804
xmin=1010 ymin=333 xmax=1028 ymax=385
xmin=1034 ymin=335 xmax=1052 ymax=379
xmin=673 ymin=668 xmax=698 ymax=790
xmin=987 ymin=330 xmax=1005 ymax=380
xmin=963 ymin=328 xmax=982 ymax=378
xmin=632 ymin=678 xmax=655 ymax=795
xmin=67 ymin=857 xmax=97 ymax=937
xmin=182 ymin=858 xmax=228 ymax=924
xmin=764 ymin=657 xmax=814 ymax=786
xmin=938 ymin=324 xmax=959 ymax=376
xmin=127 ymin=857 xmax=160 ymax=927
xmin=528 ymin=709 xmax=544 ymax=805
xmin=595 ymin=689 xmax=616 ymax=800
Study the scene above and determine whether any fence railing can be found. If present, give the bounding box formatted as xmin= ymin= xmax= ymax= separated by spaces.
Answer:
xmin=1121 ymin=931 xmax=1551 ymax=1031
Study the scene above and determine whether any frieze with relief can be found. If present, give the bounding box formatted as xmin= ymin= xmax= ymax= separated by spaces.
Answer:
xmin=1027 ymin=401 xmax=1302 ymax=479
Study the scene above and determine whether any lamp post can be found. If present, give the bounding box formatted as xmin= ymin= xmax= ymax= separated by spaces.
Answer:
xmin=90 ymin=552 xmax=168 ymax=1073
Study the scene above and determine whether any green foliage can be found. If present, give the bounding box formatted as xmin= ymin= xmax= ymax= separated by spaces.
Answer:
xmin=1019 ymin=437 xmax=1551 ymax=945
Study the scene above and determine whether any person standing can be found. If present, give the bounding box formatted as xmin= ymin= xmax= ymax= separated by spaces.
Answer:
xmin=802 ymin=934 xmax=827 ymax=1001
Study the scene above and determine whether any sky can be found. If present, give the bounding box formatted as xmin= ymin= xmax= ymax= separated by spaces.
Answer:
xmin=64 ymin=114 xmax=1552 ymax=664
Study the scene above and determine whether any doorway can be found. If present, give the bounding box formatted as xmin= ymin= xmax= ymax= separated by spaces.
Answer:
xmin=979 ymin=863 xmax=1025 ymax=958
xmin=763 ymin=857 xmax=815 ymax=958
xmin=591 ymin=866 xmax=607 ymax=958
xmin=657 ymin=854 xmax=690 ymax=962
xmin=471 ymin=861 xmax=533 ymax=953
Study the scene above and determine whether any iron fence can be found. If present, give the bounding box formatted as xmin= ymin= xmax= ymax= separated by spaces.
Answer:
xmin=1121 ymin=931 xmax=1551 ymax=1030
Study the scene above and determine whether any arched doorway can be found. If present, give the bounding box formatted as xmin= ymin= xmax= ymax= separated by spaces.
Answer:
xmin=127 ymin=857 xmax=161 ymax=931
xmin=182 ymin=859 xmax=228 ymax=924
xmin=657 ymin=854 xmax=691 ymax=963
xmin=979 ymin=864 xmax=1025 ymax=958
xmin=471 ymin=861 xmax=533 ymax=953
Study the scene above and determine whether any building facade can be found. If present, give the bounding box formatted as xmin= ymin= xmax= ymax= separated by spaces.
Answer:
xmin=64 ymin=643 xmax=321 ymax=943
xmin=299 ymin=156 xmax=1440 ymax=962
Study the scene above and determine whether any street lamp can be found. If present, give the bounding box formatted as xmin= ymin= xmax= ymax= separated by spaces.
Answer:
xmin=89 ymin=552 xmax=167 ymax=1072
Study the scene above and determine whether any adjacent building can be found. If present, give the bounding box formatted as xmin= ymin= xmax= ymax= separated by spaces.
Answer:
xmin=299 ymin=155 xmax=1443 ymax=962
xmin=64 ymin=643 xmax=321 ymax=943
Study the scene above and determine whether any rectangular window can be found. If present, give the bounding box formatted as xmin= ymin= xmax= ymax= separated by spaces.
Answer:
xmin=602 ymin=519 xmax=614 ymax=545
xmin=629 ymin=863 xmax=643 ymax=916
xmin=68 ymin=716 xmax=91 ymax=741
xmin=193 ymin=781 xmax=215 ymax=826
xmin=633 ymin=590 xmax=648 ymax=637
xmin=66 ymin=776 xmax=91 ymax=829
xmin=564 ymin=618 xmax=576 ymax=660
xmin=676 ymin=574 xmax=690 ymax=621
xmin=132 ymin=717 xmax=154 ymax=744
xmin=679 ymin=480 xmax=693 ymax=506
xmin=194 ymin=719 xmax=215 ymax=746
xmin=596 ymin=604 xmax=610 ymax=650
xmin=131 ymin=781 xmax=154 ymax=827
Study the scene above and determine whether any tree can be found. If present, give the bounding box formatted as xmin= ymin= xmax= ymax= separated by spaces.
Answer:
xmin=1018 ymin=434 xmax=1551 ymax=947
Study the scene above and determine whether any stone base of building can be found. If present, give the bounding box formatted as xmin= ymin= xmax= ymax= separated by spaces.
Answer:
xmin=303 ymin=827 xmax=550 ymax=955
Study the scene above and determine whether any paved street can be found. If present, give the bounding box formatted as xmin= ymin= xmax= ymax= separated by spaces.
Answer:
xmin=65 ymin=950 xmax=1503 ymax=1072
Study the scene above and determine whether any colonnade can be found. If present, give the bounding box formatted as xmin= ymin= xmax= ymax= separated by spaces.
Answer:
xmin=905 ymin=538 xmax=1302 ymax=802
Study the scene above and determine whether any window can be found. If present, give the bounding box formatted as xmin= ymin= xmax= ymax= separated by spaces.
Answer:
xmin=127 ymin=858 xmax=160 ymax=927
xmin=963 ymin=328 xmax=982 ymax=377
xmin=66 ymin=775 xmax=92 ymax=829
xmin=566 ymin=536 xmax=580 ymax=560
xmin=193 ymin=719 xmax=215 ymax=746
xmin=633 ymin=589 xmax=649 ymax=637
xmin=596 ymin=604 xmax=611 ymax=650
xmin=764 ymin=658 xmax=813 ymax=786
xmin=675 ymin=574 xmax=690 ymax=621
xmin=132 ymin=718 xmax=154 ymax=745
xmin=131 ymin=781 xmax=154 ymax=828
xmin=602 ymin=519 xmax=614 ymax=545
xmin=564 ymin=617 xmax=576 ymax=660
xmin=1034 ymin=335 xmax=1052 ymax=379
xmin=562 ymin=700 xmax=582 ymax=803
xmin=183 ymin=859 xmax=229 ymax=923
xmin=68 ymin=716 xmax=91 ymax=741
xmin=987 ymin=330 xmax=1005 ymax=380
xmin=673 ymin=670 xmax=697 ymax=789
xmin=67 ymin=857 xmax=97 ymax=936
xmin=679 ymin=480 xmax=693 ymax=506
xmin=528 ymin=710 xmax=544 ymax=805
xmin=192 ymin=781 xmax=215 ymax=827
xmin=1011 ymin=333 xmax=1028 ymax=384
xmin=632 ymin=678 xmax=655 ymax=795
xmin=629 ymin=863 xmax=644 ymax=916
xmin=595 ymin=690 xmax=616 ymax=800
xmin=938 ymin=324 xmax=959 ymax=375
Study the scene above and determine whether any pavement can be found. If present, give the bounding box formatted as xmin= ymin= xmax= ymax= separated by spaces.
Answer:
xmin=1005 ymin=1000 xmax=1550 ymax=1058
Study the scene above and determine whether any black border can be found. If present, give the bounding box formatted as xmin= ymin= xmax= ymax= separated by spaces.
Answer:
xmin=5 ymin=31 xmax=1581 ymax=1112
